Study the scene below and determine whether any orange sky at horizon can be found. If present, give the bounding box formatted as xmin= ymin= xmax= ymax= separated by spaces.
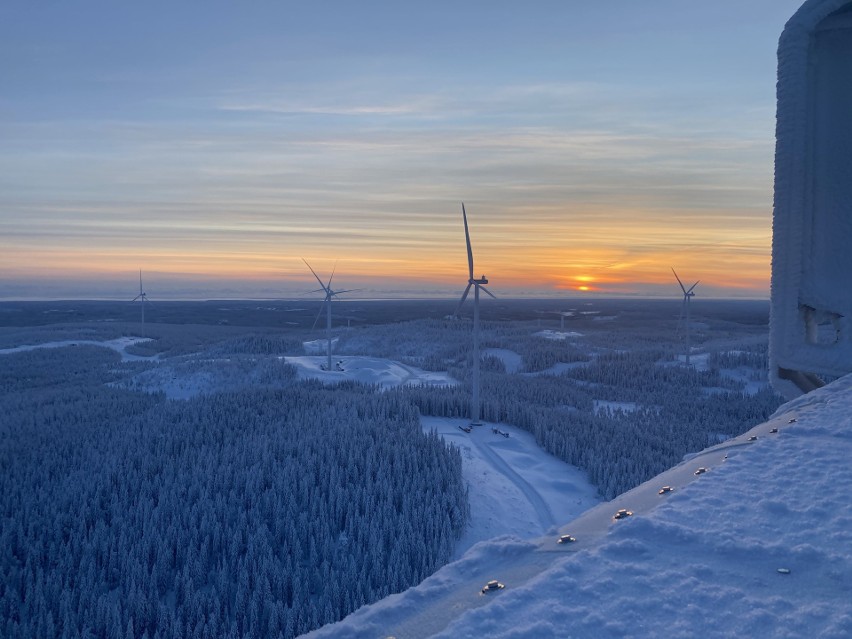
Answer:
xmin=0 ymin=201 xmax=772 ymax=299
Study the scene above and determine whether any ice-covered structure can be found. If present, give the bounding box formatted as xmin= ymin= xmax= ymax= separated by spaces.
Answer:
xmin=771 ymin=0 xmax=852 ymax=398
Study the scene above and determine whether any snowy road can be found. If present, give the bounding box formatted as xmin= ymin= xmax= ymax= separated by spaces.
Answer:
xmin=420 ymin=417 xmax=597 ymax=557
xmin=468 ymin=433 xmax=556 ymax=531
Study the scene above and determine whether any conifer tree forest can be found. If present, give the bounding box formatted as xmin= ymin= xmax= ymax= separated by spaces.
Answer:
xmin=0 ymin=347 xmax=467 ymax=639
xmin=0 ymin=299 xmax=782 ymax=638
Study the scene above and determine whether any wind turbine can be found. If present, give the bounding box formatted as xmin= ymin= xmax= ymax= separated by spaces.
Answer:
xmin=672 ymin=268 xmax=699 ymax=365
xmin=303 ymin=259 xmax=357 ymax=371
xmin=132 ymin=269 xmax=149 ymax=337
xmin=550 ymin=311 xmax=573 ymax=330
xmin=454 ymin=203 xmax=496 ymax=426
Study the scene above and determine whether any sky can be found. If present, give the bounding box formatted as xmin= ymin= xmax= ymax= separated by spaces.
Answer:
xmin=0 ymin=0 xmax=805 ymax=300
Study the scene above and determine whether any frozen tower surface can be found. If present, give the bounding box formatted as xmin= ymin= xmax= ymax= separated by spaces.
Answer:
xmin=771 ymin=0 xmax=852 ymax=398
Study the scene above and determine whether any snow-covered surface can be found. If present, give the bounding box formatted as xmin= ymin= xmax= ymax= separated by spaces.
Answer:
xmin=420 ymin=417 xmax=599 ymax=558
xmin=532 ymin=329 xmax=584 ymax=340
xmin=593 ymin=399 xmax=638 ymax=414
xmin=0 ymin=337 xmax=155 ymax=362
xmin=107 ymin=351 xmax=456 ymax=400
xmin=676 ymin=351 xmax=710 ymax=371
xmin=771 ymin=0 xmax=852 ymax=395
xmin=482 ymin=348 xmax=523 ymax=374
xmin=302 ymin=337 xmax=339 ymax=354
xmin=285 ymin=356 xmax=457 ymax=388
xmin=719 ymin=366 xmax=770 ymax=396
xmin=123 ymin=366 xmax=221 ymax=400
xmin=303 ymin=374 xmax=852 ymax=639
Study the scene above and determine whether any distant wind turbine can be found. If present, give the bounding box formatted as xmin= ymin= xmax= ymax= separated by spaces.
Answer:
xmin=454 ymin=203 xmax=496 ymax=426
xmin=550 ymin=311 xmax=573 ymax=330
xmin=132 ymin=269 xmax=149 ymax=337
xmin=672 ymin=268 xmax=699 ymax=365
xmin=303 ymin=259 xmax=358 ymax=372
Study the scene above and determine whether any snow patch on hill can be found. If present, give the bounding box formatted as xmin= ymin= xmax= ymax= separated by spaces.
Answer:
xmin=482 ymin=348 xmax=523 ymax=374
xmin=533 ymin=329 xmax=584 ymax=340
xmin=593 ymin=399 xmax=638 ymax=414
xmin=0 ymin=337 xmax=155 ymax=362
xmin=285 ymin=355 xmax=457 ymax=389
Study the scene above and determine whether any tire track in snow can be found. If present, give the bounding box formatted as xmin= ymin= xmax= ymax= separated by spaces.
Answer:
xmin=468 ymin=431 xmax=556 ymax=531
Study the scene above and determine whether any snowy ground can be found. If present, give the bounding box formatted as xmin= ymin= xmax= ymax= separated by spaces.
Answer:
xmin=121 ymin=354 xmax=457 ymax=399
xmin=420 ymin=417 xmax=599 ymax=558
xmin=482 ymin=348 xmax=523 ymax=374
xmin=303 ymin=375 xmax=852 ymax=639
xmin=0 ymin=336 xmax=155 ymax=362
xmin=676 ymin=351 xmax=710 ymax=371
xmin=483 ymin=345 xmax=592 ymax=378
xmin=302 ymin=337 xmax=339 ymax=354
xmin=532 ymin=329 xmax=584 ymax=340
xmin=719 ymin=366 xmax=769 ymax=395
xmin=285 ymin=356 xmax=457 ymax=389
xmin=593 ymin=399 xmax=638 ymax=414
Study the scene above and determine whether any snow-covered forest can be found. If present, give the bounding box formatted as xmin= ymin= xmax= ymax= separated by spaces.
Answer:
xmin=0 ymin=345 xmax=467 ymax=639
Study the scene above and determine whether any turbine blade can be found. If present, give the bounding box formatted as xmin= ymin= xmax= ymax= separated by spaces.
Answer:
xmin=333 ymin=288 xmax=361 ymax=295
xmin=687 ymin=281 xmax=699 ymax=294
xmin=139 ymin=269 xmax=143 ymax=295
xmin=302 ymin=258 xmax=327 ymax=291
xmin=480 ymin=285 xmax=497 ymax=300
xmin=311 ymin=302 xmax=326 ymax=331
xmin=462 ymin=203 xmax=474 ymax=280
xmin=454 ymin=282 xmax=472 ymax=316
xmin=327 ymin=261 xmax=338 ymax=289
xmin=671 ymin=267 xmax=687 ymax=294
xmin=132 ymin=295 xmax=141 ymax=302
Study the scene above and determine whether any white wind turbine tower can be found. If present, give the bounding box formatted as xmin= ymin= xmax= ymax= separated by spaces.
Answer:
xmin=672 ymin=268 xmax=699 ymax=365
xmin=550 ymin=311 xmax=572 ymax=330
xmin=454 ymin=203 xmax=496 ymax=426
xmin=132 ymin=269 xmax=149 ymax=337
xmin=303 ymin=259 xmax=357 ymax=372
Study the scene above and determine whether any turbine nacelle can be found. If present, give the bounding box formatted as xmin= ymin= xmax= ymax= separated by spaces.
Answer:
xmin=671 ymin=267 xmax=699 ymax=298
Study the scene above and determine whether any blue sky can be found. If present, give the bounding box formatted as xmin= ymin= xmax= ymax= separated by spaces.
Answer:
xmin=0 ymin=0 xmax=804 ymax=299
